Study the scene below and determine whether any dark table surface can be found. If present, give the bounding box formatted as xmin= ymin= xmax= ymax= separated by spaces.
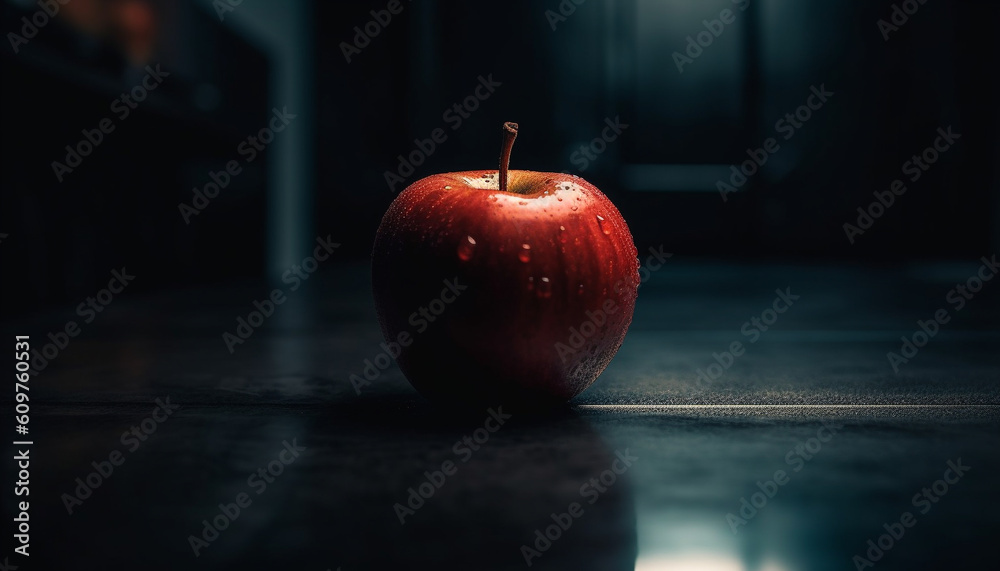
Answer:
xmin=3 ymin=260 xmax=999 ymax=571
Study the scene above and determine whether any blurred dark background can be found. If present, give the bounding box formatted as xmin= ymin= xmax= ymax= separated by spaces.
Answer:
xmin=2 ymin=4 xmax=999 ymax=571
xmin=2 ymin=0 xmax=998 ymax=318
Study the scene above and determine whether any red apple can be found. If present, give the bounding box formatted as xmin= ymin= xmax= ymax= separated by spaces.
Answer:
xmin=372 ymin=123 xmax=639 ymax=405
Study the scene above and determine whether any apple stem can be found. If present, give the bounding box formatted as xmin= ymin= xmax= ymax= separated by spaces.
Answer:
xmin=499 ymin=122 xmax=518 ymax=192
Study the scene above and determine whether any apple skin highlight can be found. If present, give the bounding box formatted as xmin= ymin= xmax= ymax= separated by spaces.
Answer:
xmin=372 ymin=169 xmax=640 ymax=405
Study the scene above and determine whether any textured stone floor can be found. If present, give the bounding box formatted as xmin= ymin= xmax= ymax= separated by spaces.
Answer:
xmin=3 ymin=260 xmax=997 ymax=570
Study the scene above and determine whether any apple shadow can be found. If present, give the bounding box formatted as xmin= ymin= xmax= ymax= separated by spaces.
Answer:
xmin=301 ymin=400 xmax=639 ymax=570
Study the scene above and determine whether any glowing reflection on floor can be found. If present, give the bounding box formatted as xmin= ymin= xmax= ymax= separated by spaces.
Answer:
xmin=636 ymin=554 xmax=789 ymax=571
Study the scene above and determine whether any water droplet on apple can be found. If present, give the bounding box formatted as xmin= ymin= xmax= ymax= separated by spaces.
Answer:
xmin=527 ymin=276 xmax=534 ymax=291
xmin=596 ymin=215 xmax=610 ymax=235
xmin=571 ymin=205 xmax=578 ymax=211
xmin=577 ymin=283 xmax=584 ymax=295
xmin=518 ymin=243 xmax=531 ymax=263
xmin=444 ymin=185 xmax=452 ymax=190
xmin=457 ymin=235 xmax=477 ymax=261
xmin=556 ymin=196 xmax=563 ymax=201
xmin=538 ymin=276 xmax=552 ymax=298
